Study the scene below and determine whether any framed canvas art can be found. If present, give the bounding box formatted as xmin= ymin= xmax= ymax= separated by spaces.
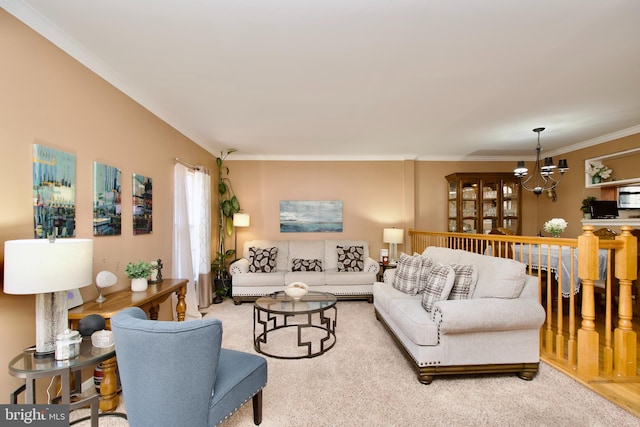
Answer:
xmin=33 ymin=144 xmax=76 ymax=238
xmin=280 ymin=200 xmax=343 ymax=232
xmin=132 ymin=173 xmax=152 ymax=235
xmin=93 ymin=162 xmax=122 ymax=236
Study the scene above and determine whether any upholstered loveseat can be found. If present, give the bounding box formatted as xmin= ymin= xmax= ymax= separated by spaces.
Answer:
xmin=374 ymin=246 xmax=545 ymax=384
xmin=230 ymin=239 xmax=379 ymax=304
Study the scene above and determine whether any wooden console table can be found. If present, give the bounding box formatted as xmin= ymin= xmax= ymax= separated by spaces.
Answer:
xmin=68 ymin=278 xmax=188 ymax=411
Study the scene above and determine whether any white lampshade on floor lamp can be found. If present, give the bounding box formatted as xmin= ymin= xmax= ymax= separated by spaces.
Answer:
xmin=383 ymin=228 xmax=404 ymax=264
xmin=233 ymin=212 xmax=250 ymax=260
xmin=3 ymin=238 xmax=93 ymax=357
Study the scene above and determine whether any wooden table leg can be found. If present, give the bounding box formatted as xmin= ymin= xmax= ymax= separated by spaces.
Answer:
xmin=148 ymin=303 xmax=160 ymax=320
xmin=176 ymin=285 xmax=186 ymax=321
xmin=99 ymin=356 xmax=119 ymax=412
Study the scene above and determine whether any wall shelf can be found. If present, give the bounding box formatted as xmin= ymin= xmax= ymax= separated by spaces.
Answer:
xmin=585 ymin=147 xmax=640 ymax=188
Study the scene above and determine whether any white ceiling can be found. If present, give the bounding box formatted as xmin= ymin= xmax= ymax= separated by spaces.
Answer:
xmin=4 ymin=0 xmax=640 ymax=160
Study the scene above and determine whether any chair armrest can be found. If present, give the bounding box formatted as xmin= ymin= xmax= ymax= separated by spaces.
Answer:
xmin=434 ymin=298 xmax=545 ymax=334
xmin=383 ymin=268 xmax=396 ymax=284
xmin=229 ymin=259 xmax=249 ymax=275
xmin=364 ymin=257 xmax=380 ymax=274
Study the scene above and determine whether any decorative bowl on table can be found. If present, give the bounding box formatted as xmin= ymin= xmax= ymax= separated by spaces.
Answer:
xmin=285 ymin=282 xmax=309 ymax=300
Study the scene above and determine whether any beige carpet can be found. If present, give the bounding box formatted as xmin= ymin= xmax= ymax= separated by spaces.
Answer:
xmin=71 ymin=299 xmax=638 ymax=426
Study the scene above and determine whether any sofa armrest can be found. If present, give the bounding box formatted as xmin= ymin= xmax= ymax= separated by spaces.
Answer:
xmin=229 ymin=258 xmax=249 ymax=275
xmin=383 ymin=268 xmax=396 ymax=284
xmin=434 ymin=298 xmax=545 ymax=334
xmin=364 ymin=257 xmax=380 ymax=274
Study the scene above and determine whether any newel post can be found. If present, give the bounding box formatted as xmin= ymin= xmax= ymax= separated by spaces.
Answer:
xmin=614 ymin=226 xmax=637 ymax=376
xmin=577 ymin=225 xmax=599 ymax=377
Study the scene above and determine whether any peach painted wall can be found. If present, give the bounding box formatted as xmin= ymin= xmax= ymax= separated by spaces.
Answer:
xmin=0 ymin=10 xmax=215 ymax=402
xmin=225 ymin=160 xmax=409 ymax=258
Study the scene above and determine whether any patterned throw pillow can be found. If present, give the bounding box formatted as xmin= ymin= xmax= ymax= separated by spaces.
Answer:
xmin=392 ymin=253 xmax=421 ymax=295
xmin=448 ymin=263 xmax=478 ymax=300
xmin=337 ymin=245 xmax=364 ymax=272
xmin=248 ymin=247 xmax=278 ymax=273
xmin=421 ymin=263 xmax=455 ymax=313
xmin=416 ymin=256 xmax=434 ymax=294
xmin=291 ymin=258 xmax=323 ymax=272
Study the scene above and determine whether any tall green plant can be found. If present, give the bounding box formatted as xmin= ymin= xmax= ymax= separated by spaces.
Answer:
xmin=214 ymin=149 xmax=240 ymax=279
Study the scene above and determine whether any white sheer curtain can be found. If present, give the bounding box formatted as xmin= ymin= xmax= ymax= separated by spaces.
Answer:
xmin=172 ymin=163 xmax=211 ymax=319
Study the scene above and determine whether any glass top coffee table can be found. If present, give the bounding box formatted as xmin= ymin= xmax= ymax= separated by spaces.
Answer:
xmin=253 ymin=291 xmax=337 ymax=359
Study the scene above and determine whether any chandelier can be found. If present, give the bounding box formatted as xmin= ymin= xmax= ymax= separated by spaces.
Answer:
xmin=514 ymin=127 xmax=569 ymax=196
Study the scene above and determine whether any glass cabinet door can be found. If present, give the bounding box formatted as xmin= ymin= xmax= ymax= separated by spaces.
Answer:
xmin=460 ymin=181 xmax=477 ymax=233
xmin=447 ymin=181 xmax=457 ymax=231
xmin=481 ymin=180 xmax=499 ymax=233
xmin=502 ymin=181 xmax=518 ymax=217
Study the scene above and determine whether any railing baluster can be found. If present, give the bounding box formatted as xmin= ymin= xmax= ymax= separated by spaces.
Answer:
xmin=614 ymin=226 xmax=637 ymax=376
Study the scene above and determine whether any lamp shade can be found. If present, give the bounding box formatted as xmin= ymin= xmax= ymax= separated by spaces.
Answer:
xmin=4 ymin=239 xmax=94 ymax=294
xmin=233 ymin=212 xmax=250 ymax=228
xmin=383 ymin=228 xmax=404 ymax=244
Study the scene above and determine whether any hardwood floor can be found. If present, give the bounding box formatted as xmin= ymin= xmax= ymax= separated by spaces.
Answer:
xmin=541 ymin=308 xmax=640 ymax=418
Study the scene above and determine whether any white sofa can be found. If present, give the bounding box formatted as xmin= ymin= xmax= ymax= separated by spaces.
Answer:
xmin=230 ymin=239 xmax=380 ymax=304
xmin=374 ymin=246 xmax=545 ymax=384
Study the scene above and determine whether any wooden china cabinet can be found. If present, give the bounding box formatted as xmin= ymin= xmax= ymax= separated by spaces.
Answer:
xmin=446 ymin=172 xmax=522 ymax=235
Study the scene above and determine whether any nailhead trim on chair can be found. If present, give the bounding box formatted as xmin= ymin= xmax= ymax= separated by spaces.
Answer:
xmin=215 ymin=386 xmax=265 ymax=427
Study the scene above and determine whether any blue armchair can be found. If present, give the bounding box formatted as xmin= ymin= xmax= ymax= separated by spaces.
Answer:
xmin=111 ymin=307 xmax=267 ymax=426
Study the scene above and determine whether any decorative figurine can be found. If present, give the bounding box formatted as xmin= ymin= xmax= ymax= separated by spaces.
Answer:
xmin=150 ymin=258 xmax=163 ymax=283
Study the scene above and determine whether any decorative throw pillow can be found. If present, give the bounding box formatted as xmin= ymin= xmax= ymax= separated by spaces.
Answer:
xmin=392 ymin=253 xmax=422 ymax=295
xmin=291 ymin=258 xmax=323 ymax=272
xmin=416 ymin=256 xmax=434 ymax=294
xmin=337 ymin=245 xmax=364 ymax=272
xmin=248 ymin=247 xmax=278 ymax=273
xmin=448 ymin=263 xmax=478 ymax=300
xmin=421 ymin=263 xmax=455 ymax=313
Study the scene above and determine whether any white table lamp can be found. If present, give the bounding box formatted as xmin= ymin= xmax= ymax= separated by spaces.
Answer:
xmin=4 ymin=238 xmax=93 ymax=357
xmin=383 ymin=228 xmax=404 ymax=264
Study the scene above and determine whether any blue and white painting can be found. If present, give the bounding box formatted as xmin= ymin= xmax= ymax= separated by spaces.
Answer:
xmin=33 ymin=144 xmax=76 ymax=238
xmin=93 ymin=162 xmax=122 ymax=236
xmin=280 ymin=200 xmax=343 ymax=232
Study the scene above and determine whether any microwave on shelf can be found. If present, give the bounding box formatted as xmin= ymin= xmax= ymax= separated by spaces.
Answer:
xmin=617 ymin=186 xmax=640 ymax=209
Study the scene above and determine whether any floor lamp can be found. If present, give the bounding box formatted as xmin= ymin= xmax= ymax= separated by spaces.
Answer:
xmin=383 ymin=228 xmax=404 ymax=264
xmin=233 ymin=212 xmax=251 ymax=260
xmin=3 ymin=238 xmax=94 ymax=357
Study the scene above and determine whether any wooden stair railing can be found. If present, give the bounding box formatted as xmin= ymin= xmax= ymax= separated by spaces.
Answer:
xmin=408 ymin=227 xmax=638 ymax=381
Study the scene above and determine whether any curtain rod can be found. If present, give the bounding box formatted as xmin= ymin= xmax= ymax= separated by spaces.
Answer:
xmin=173 ymin=157 xmax=197 ymax=170
xmin=173 ymin=157 xmax=210 ymax=175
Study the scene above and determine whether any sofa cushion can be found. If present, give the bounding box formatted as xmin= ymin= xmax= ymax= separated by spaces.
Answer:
xmin=325 ymin=270 xmax=376 ymax=286
xmin=248 ymin=247 xmax=278 ymax=273
xmin=389 ymin=299 xmax=439 ymax=346
xmin=448 ymin=263 xmax=478 ymax=300
xmin=288 ymin=240 xmax=325 ymax=271
xmin=232 ymin=271 xmax=287 ymax=287
xmin=421 ymin=263 xmax=455 ymax=313
xmin=291 ymin=258 xmax=323 ymax=272
xmin=285 ymin=271 xmax=326 ymax=286
xmin=337 ymin=245 xmax=364 ymax=272
xmin=422 ymin=247 xmax=526 ymax=299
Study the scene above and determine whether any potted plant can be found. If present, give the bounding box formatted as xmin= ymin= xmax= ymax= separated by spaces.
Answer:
xmin=125 ymin=260 xmax=152 ymax=292
xmin=213 ymin=149 xmax=241 ymax=303
xmin=581 ymin=196 xmax=597 ymax=219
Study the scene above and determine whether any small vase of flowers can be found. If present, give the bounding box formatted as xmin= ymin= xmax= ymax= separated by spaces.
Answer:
xmin=543 ymin=218 xmax=568 ymax=238
xmin=587 ymin=161 xmax=612 ymax=184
